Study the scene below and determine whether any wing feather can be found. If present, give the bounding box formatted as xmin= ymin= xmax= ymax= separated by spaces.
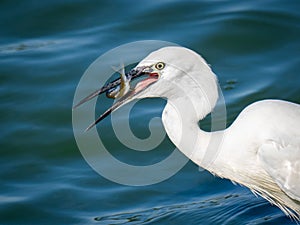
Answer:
xmin=258 ymin=140 xmax=300 ymax=202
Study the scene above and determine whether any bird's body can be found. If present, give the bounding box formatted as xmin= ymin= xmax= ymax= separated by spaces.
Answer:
xmin=197 ymin=100 xmax=300 ymax=219
xmin=161 ymin=85 xmax=300 ymax=219
xmin=75 ymin=46 xmax=300 ymax=220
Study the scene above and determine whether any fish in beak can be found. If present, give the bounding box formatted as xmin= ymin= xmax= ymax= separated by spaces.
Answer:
xmin=73 ymin=64 xmax=160 ymax=131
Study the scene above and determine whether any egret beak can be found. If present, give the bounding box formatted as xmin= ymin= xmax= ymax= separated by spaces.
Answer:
xmin=73 ymin=66 xmax=147 ymax=109
xmin=73 ymin=66 xmax=159 ymax=131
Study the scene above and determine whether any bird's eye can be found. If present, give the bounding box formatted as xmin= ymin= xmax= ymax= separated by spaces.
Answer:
xmin=155 ymin=62 xmax=165 ymax=70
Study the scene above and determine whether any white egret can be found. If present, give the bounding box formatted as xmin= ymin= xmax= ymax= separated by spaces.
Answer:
xmin=74 ymin=46 xmax=300 ymax=220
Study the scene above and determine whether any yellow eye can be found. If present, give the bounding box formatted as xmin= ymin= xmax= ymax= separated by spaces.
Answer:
xmin=155 ymin=62 xmax=165 ymax=70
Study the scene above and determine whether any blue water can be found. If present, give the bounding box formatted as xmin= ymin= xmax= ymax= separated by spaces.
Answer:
xmin=1 ymin=0 xmax=300 ymax=224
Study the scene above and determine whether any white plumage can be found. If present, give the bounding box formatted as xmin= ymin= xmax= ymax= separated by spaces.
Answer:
xmin=132 ymin=47 xmax=300 ymax=220
xmin=76 ymin=46 xmax=300 ymax=220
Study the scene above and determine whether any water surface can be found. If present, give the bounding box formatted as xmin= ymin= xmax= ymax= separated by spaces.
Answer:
xmin=1 ymin=0 xmax=300 ymax=224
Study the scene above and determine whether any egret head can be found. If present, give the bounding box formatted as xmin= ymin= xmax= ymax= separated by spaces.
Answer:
xmin=74 ymin=46 xmax=218 ymax=131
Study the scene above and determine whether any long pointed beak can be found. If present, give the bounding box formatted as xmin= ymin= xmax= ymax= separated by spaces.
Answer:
xmin=73 ymin=65 xmax=159 ymax=132
xmin=73 ymin=67 xmax=146 ymax=109
xmin=84 ymin=89 xmax=136 ymax=132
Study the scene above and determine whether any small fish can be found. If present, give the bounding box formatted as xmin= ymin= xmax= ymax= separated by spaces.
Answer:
xmin=106 ymin=66 xmax=131 ymax=99
xmin=72 ymin=65 xmax=146 ymax=110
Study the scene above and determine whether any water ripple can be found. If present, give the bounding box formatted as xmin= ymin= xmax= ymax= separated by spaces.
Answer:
xmin=0 ymin=0 xmax=299 ymax=224
xmin=93 ymin=193 xmax=292 ymax=225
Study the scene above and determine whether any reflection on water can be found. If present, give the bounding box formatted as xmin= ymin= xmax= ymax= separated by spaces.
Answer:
xmin=94 ymin=193 xmax=284 ymax=225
